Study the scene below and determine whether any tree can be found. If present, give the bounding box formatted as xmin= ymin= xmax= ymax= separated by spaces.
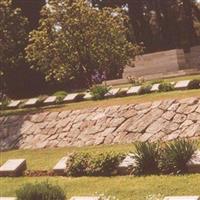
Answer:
xmin=0 ymin=0 xmax=29 ymax=95
xmin=26 ymin=0 xmax=141 ymax=86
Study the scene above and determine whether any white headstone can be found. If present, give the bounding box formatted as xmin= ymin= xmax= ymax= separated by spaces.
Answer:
xmin=84 ymin=92 xmax=92 ymax=100
xmin=164 ymin=196 xmax=200 ymax=200
xmin=70 ymin=197 xmax=100 ymax=200
xmin=187 ymin=150 xmax=200 ymax=173
xmin=25 ymin=98 xmax=38 ymax=106
xmin=127 ymin=86 xmax=141 ymax=95
xmin=64 ymin=93 xmax=79 ymax=102
xmin=7 ymin=100 xmax=21 ymax=108
xmin=44 ymin=96 xmax=57 ymax=104
xmin=0 ymin=198 xmax=16 ymax=200
xmin=105 ymin=88 xmax=120 ymax=97
xmin=150 ymin=84 xmax=160 ymax=92
xmin=0 ymin=159 xmax=26 ymax=177
xmin=174 ymin=80 xmax=190 ymax=89
xmin=53 ymin=156 xmax=69 ymax=175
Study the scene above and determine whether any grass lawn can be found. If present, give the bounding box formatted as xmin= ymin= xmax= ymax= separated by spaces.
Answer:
xmin=1 ymin=175 xmax=200 ymax=199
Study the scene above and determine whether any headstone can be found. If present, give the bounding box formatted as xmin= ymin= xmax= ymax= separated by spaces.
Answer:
xmin=84 ymin=92 xmax=92 ymax=100
xmin=70 ymin=197 xmax=100 ymax=200
xmin=187 ymin=150 xmax=200 ymax=173
xmin=53 ymin=156 xmax=69 ymax=175
xmin=7 ymin=100 xmax=21 ymax=108
xmin=127 ymin=86 xmax=141 ymax=95
xmin=0 ymin=198 xmax=16 ymax=200
xmin=63 ymin=93 xmax=80 ymax=102
xmin=150 ymin=84 xmax=160 ymax=92
xmin=105 ymin=88 xmax=120 ymax=97
xmin=164 ymin=196 xmax=200 ymax=200
xmin=24 ymin=98 xmax=39 ymax=106
xmin=0 ymin=159 xmax=26 ymax=177
xmin=118 ymin=153 xmax=136 ymax=175
xmin=44 ymin=96 xmax=57 ymax=104
xmin=174 ymin=80 xmax=190 ymax=90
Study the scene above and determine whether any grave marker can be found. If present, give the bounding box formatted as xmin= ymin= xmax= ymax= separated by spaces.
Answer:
xmin=105 ymin=88 xmax=120 ymax=97
xmin=187 ymin=150 xmax=200 ymax=173
xmin=0 ymin=159 xmax=26 ymax=177
xmin=174 ymin=80 xmax=190 ymax=89
xmin=63 ymin=93 xmax=80 ymax=102
xmin=127 ymin=86 xmax=141 ymax=95
xmin=70 ymin=197 xmax=100 ymax=200
xmin=164 ymin=196 xmax=200 ymax=200
xmin=150 ymin=84 xmax=160 ymax=92
xmin=24 ymin=98 xmax=39 ymax=106
xmin=84 ymin=92 xmax=92 ymax=100
xmin=7 ymin=100 xmax=21 ymax=108
xmin=44 ymin=96 xmax=57 ymax=104
xmin=53 ymin=156 xmax=69 ymax=175
xmin=0 ymin=198 xmax=17 ymax=200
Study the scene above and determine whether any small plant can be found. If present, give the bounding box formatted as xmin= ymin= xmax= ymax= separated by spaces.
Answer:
xmin=146 ymin=194 xmax=164 ymax=200
xmin=159 ymin=82 xmax=174 ymax=92
xmin=159 ymin=139 xmax=196 ymax=174
xmin=90 ymin=85 xmax=109 ymax=100
xmin=65 ymin=151 xmax=123 ymax=176
xmin=133 ymin=142 xmax=160 ymax=175
xmin=188 ymin=79 xmax=200 ymax=89
xmin=127 ymin=76 xmax=145 ymax=85
xmin=16 ymin=182 xmax=65 ymax=200
xmin=53 ymin=91 xmax=68 ymax=103
xmin=139 ymin=84 xmax=152 ymax=95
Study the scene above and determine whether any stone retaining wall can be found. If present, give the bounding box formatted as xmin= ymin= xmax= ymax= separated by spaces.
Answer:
xmin=1 ymin=97 xmax=200 ymax=151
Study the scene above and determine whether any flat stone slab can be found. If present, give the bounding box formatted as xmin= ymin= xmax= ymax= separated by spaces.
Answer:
xmin=164 ymin=196 xmax=200 ymax=200
xmin=53 ymin=156 xmax=69 ymax=175
xmin=83 ymin=92 xmax=92 ymax=100
xmin=150 ymin=84 xmax=160 ymax=92
xmin=174 ymin=80 xmax=190 ymax=89
xmin=24 ymin=98 xmax=39 ymax=106
xmin=127 ymin=86 xmax=141 ymax=95
xmin=70 ymin=197 xmax=100 ymax=200
xmin=0 ymin=159 xmax=26 ymax=177
xmin=0 ymin=198 xmax=16 ymax=200
xmin=63 ymin=93 xmax=80 ymax=102
xmin=44 ymin=96 xmax=57 ymax=104
xmin=187 ymin=150 xmax=200 ymax=173
xmin=7 ymin=100 xmax=21 ymax=108
xmin=105 ymin=88 xmax=120 ymax=97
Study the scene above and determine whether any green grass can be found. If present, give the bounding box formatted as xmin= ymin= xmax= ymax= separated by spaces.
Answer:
xmin=1 ymin=175 xmax=200 ymax=199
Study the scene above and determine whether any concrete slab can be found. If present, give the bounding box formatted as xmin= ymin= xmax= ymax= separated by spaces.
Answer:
xmin=63 ymin=93 xmax=80 ymax=102
xmin=174 ymin=80 xmax=190 ymax=89
xmin=24 ymin=98 xmax=39 ymax=106
xmin=150 ymin=84 xmax=160 ymax=92
xmin=105 ymin=88 xmax=120 ymax=97
xmin=7 ymin=100 xmax=21 ymax=108
xmin=187 ymin=150 xmax=200 ymax=173
xmin=164 ymin=196 xmax=200 ymax=200
xmin=127 ymin=86 xmax=141 ymax=95
xmin=70 ymin=197 xmax=100 ymax=200
xmin=53 ymin=156 xmax=69 ymax=175
xmin=0 ymin=159 xmax=26 ymax=177
xmin=44 ymin=96 xmax=57 ymax=104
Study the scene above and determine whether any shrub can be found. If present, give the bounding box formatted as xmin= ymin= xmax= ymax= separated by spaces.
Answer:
xmin=159 ymin=139 xmax=196 ymax=174
xmin=139 ymin=84 xmax=152 ymax=95
xmin=188 ymin=79 xmax=200 ymax=89
xmin=127 ymin=76 xmax=145 ymax=85
xmin=66 ymin=152 xmax=123 ymax=176
xmin=133 ymin=142 xmax=160 ymax=175
xmin=90 ymin=85 xmax=109 ymax=100
xmin=159 ymin=82 xmax=174 ymax=92
xmin=16 ymin=182 xmax=65 ymax=200
xmin=53 ymin=91 xmax=68 ymax=103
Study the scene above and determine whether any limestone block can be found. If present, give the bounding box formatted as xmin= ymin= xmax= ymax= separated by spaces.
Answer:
xmin=44 ymin=96 xmax=57 ymax=104
xmin=164 ymin=197 xmax=200 ymax=200
xmin=63 ymin=93 xmax=80 ymax=102
xmin=127 ymin=86 xmax=141 ymax=95
xmin=174 ymin=80 xmax=190 ymax=89
xmin=7 ymin=100 xmax=21 ymax=108
xmin=150 ymin=84 xmax=160 ymax=92
xmin=83 ymin=92 xmax=92 ymax=100
xmin=70 ymin=197 xmax=100 ymax=200
xmin=24 ymin=98 xmax=39 ymax=106
xmin=0 ymin=159 xmax=26 ymax=177
xmin=0 ymin=198 xmax=16 ymax=200
xmin=105 ymin=88 xmax=120 ymax=97
xmin=53 ymin=156 xmax=69 ymax=175
xmin=187 ymin=150 xmax=200 ymax=173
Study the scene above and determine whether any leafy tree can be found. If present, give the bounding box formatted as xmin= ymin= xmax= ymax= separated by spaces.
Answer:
xmin=0 ymin=0 xmax=29 ymax=94
xmin=26 ymin=0 xmax=141 ymax=87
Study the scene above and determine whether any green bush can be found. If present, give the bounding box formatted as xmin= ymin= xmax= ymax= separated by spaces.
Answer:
xmin=159 ymin=139 xmax=196 ymax=174
xmin=188 ymin=79 xmax=200 ymax=89
xmin=133 ymin=142 xmax=160 ymax=175
xmin=66 ymin=151 xmax=123 ymax=176
xmin=90 ymin=85 xmax=109 ymax=100
xmin=159 ymin=82 xmax=174 ymax=92
xmin=139 ymin=84 xmax=152 ymax=95
xmin=53 ymin=91 xmax=68 ymax=103
xmin=16 ymin=182 xmax=65 ymax=200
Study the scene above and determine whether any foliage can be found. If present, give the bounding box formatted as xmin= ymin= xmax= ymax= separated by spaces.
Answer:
xmin=139 ymin=84 xmax=152 ymax=95
xmin=159 ymin=139 xmax=197 ymax=174
xmin=53 ymin=91 xmax=68 ymax=103
xmin=127 ymin=76 xmax=145 ymax=85
xmin=133 ymin=142 xmax=160 ymax=175
xmin=145 ymin=194 xmax=164 ymax=200
xmin=188 ymin=79 xmax=200 ymax=89
xmin=65 ymin=151 xmax=123 ymax=176
xmin=90 ymin=85 xmax=109 ymax=100
xmin=0 ymin=0 xmax=29 ymax=92
xmin=16 ymin=181 xmax=65 ymax=200
xmin=158 ymin=82 xmax=174 ymax=92
xmin=26 ymin=0 xmax=141 ymax=87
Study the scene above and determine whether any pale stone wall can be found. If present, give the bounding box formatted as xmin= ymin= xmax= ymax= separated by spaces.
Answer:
xmin=1 ymin=97 xmax=200 ymax=151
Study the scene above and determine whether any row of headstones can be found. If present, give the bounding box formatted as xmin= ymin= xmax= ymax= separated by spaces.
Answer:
xmin=0 ymin=150 xmax=200 ymax=178
xmin=1 ymin=196 xmax=199 ymax=200
xmin=0 ymin=80 xmax=191 ymax=109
